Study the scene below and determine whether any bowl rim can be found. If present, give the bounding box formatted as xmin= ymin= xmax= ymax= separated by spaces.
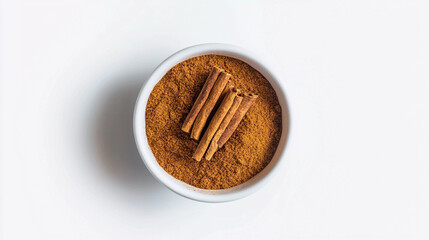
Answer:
xmin=133 ymin=43 xmax=291 ymax=203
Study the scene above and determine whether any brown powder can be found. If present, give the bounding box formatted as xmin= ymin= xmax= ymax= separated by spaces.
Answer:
xmin=145 ymin=55 xmax=282 ymax=189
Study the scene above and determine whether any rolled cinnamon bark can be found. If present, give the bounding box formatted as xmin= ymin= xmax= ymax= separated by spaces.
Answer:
xmin=205 ymin=141 xmax=219 ymax=161
xmin=190 ymin=71 xmax=231 ymax=140
xmin=192 ymin=89 xmax=238 ymax=161
xmin=217 ymin=93 xmax=258 ymax=148
xmin=205 ymin=93 xmax=244 ymax=160
xmin=181 ymin=67 xmax=223 ymax=133
xmin=215 ymin=81 xmax=233 ymax=108
xmin=209 ymin=81 xmax=233 ymax=122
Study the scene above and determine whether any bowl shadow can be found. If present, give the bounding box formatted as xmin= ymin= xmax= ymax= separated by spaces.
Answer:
xmin=92 ymin=70 xmax=177 ymax=207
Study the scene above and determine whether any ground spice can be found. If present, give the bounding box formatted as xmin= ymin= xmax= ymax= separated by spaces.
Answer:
xmin=145 ymin=55 xmax=282 ymax=189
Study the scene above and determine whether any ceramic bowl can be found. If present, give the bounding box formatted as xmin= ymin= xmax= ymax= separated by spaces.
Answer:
xmin=133 ymin=43 xmax=290 ymax=202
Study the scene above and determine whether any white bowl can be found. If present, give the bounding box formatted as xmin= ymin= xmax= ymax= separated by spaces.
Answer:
xmin=133 ymin=43 xmax=290 ymax=203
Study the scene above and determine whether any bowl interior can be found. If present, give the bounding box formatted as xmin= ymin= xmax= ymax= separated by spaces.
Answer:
xmin=133 ymin=44 xmax=290 ymax=202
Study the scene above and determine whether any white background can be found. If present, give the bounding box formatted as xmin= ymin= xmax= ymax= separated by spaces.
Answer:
xmin=1 ymin=0 xmax=429 ymax=239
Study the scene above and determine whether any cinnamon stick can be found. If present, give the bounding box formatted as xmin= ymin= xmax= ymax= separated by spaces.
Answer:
xmin=190 ymin=72 xmax=231 ymax=140
xmin=217 ymin=93 xmax=258 ymax=148
xmin=207 ymin=81 xmax=233 ymax=127
xmin=204 ymin=93 xmax=244 ymax=160
xmin=193 ymin=89 xmax=238 ymax=161
xmin=205 ymin=140 xmax=219 ymax=161
xmin=215 ymin=80 xmax=233 ymax=108
xmin=181 ymin=67 xmax=223 ymax=133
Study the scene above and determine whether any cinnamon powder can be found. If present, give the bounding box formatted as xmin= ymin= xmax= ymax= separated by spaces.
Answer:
xmin=145 ymin=55 xmax=282 ymax=189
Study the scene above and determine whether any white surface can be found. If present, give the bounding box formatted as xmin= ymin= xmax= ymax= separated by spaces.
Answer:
xmin=134 ymin=43 xmax=291 ymax=202
xmin=1 ymin=0 xmax=429 ymax=239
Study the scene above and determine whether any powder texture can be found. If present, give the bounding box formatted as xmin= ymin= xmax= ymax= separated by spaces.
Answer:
xmin=145 ymin=55 xmax=282 ymax=189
